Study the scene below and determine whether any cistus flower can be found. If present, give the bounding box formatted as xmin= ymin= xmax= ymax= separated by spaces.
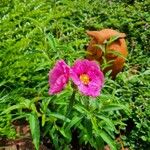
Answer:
xmin=49 ymin=60 xmax=70 ymax=94
xmin=70 ymin=59 xmax=104 ymax=97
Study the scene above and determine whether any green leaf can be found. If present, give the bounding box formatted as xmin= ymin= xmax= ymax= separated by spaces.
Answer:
xmin=84 ymin=118 xmax=92 ymax=138
xmin=99 ymin=130 xmax=116 ymax=150
xmin=95 ymin=136 xmax=104 ymax=150
xmin=101 ymin=104 xmax=128 ymax=112
xmin=66 ymin=116 xmax=83 ymax=129
xmin=59 ymin=127 xmax=71 ymax=141
xmin=48 ymin=113 xmax=70 ymax=122
xmin=1 ymin=104 xmax=24 ymax=115
xmin=106 ymin=50 xmax=127 ymax=59
xmin=96 ymin=115 xmax=115 ymax=131
xmin=66 ymin=90 xmax=75 ymax=117
xmin=142 ymin=70 xmax=150 ymax=75
xmin=91 ymin=117 xmax=110 ymax=150
xmin=47 ymin=34 xmax=57 ymax=51
xmin=94 ymin=44 xmax=106 ymax=53
xmin=91 ymin=117 xmax=99 ymax=132
xmin=29 ymin=113 xmax=40 ymax=150
xmin=0 ymin=81 xmax=7 ymax=87
xmin=106 ymin=35 xmax=123 ymax=46
xmin=42 ymin=114 xmax=46 ymax=127
xmin=74 ymin=104 xmax=89 ymax=114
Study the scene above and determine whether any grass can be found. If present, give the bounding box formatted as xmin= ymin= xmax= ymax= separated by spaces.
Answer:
xmin=0 ymin=0 xmax=150 ymax=149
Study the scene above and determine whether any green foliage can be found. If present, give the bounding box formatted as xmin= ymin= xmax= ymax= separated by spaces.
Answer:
xmin=0 ymin=0 xmax=149 ymax=149
xmin=39 ymin=84 xmax=129 ymax=149
xmin=115 ymin=70 xmax=150 ymax=149
xmin=29 ymin=112 xmax=40 ymax=150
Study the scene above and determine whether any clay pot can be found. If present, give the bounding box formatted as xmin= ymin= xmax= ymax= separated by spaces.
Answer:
xmin=87 ymin=29 xmax=128 ymax=78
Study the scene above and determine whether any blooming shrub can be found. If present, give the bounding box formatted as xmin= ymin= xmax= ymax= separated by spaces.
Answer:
xmin=46 ymin=59 xmax=127 ymax=150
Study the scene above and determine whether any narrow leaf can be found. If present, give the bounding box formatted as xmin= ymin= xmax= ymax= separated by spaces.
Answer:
xmin=101 ymin=104 xmax=127 ymax=112
xmin=29 ymin=113 xmax=40 ymax=150
xmin=106 ymin=35 xmax=122 ymax=46
xmin=66 ymin=116 xmax=83 ymax=129
xmin=48 ymin=113 xmax=70 ymax=122
xmin=1 ymin=104 xmax=24 ymax=115
xmin=96 ymin=115 xmax=115 ymax=131
xmin=100 ymin=130 xmax=116 ymax=150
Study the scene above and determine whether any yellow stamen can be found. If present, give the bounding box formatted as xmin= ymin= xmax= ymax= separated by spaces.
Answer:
xmin=80 ymin=74 xmax=90 ymax=85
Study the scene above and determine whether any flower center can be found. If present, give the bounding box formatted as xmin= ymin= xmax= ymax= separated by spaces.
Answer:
xmin=80 ymin=74 xmax=90 ymax=85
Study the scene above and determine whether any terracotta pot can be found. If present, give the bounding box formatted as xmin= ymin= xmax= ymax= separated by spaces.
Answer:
xmin=87 ymin=29 xmax=128 ymax=78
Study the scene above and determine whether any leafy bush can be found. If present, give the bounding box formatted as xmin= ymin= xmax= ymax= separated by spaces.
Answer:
xmin=0 ymin=0 xmax=149 ymax=149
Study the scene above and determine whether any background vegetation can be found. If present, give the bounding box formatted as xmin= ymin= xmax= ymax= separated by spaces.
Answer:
xmin=0 ymin=0 xmax=150 ymax=149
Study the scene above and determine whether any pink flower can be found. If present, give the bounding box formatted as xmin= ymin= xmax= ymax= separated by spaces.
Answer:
xmin=70 ymin=59 xmax=104 ymax=97
xmin=49 ymin=60 xmax=70 ymax=94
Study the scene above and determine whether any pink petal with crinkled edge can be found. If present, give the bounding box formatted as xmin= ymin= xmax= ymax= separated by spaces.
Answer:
xmin=78 ymin=80 xmax=103 ymax=97
xmin=70 ymin=69 xmax=81 ymax=86
xmin=87 ymin=69 xmax=104 ymax=87
xmin=49 ymin=60 xmax=70 ymax=94
xmin=70 ymin=59 xmax=104 ymax=97
xmin=49 ymin=75 xmax=68 ymax=94
xmin=71 ymin=60 xmax=87 ymax=75
xmin=78 ymin=83 xmax=100 ymax=97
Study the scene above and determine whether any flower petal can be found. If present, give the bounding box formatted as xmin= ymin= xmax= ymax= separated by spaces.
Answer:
xmin=71 ymin=59 xmax=104 ymax=97
xmin=49 ymin=60 xmax=70 ymax=94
